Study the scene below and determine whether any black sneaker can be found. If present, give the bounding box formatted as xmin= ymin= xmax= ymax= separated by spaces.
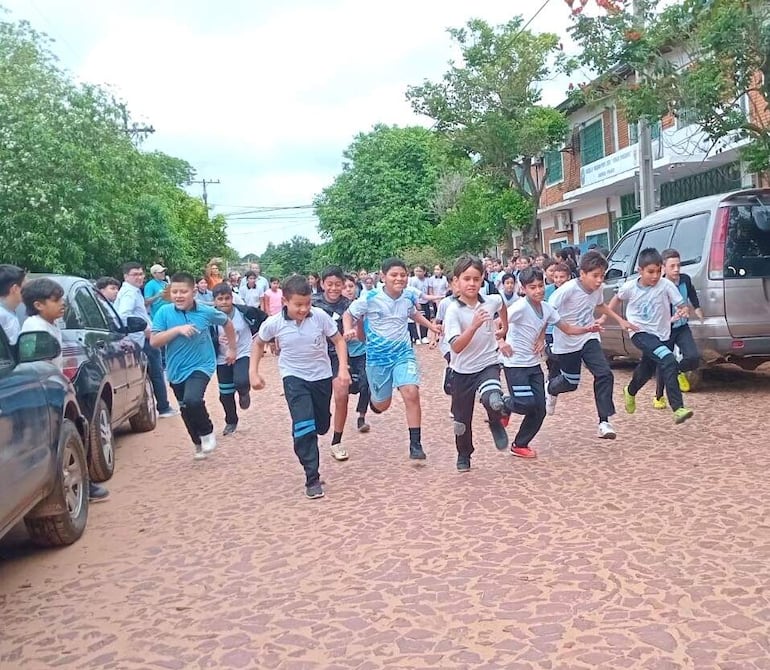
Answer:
xmin=356 ymin=416 xmax=370 ymax=433
xmin=486 ymin=390 xmax=504 ymax=413
xmin=409 ymin=443 xmax=427 ymax=461
xmin=239 ymin=392 xmax=251 ymax=410
xmin=456 ymin=454 xmax=471 ymax=472
xmin=89 ymin=482 xmax=110 ymax=503
xmin=488 ymin=419 xmax=510 ymax=451
xmin=223 ymin=423 xmax=238 ymax=436
xmin=305 ymin=482 xmax=325 ymax=499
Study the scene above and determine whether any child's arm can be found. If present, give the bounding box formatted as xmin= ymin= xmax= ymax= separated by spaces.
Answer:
xmin=330 ymin=333 xmax=351 ymax=386
xmin=449 ymin=308 xmax=490 ymax=354
xmin=555 ymin=320 xmax=603 ymax=336
xmin=149 ymin=324 xmax=197 ymax=348
xmin=221 ymin=319 xmax=237 ymax=365
xmin=496 ymin=302 xmax=509 ymax=341
xmin=249 ymin=338 xmax=267 ymax=390
xmin=600 ymin=297 xmax=639 ymax=331
xmin=342 ymin=310 xmax=358 ymax=340
xmin=413 ymin=309 xmax=441 ymax=335
xmin=684 ymin=276 xmax=705 ymax=322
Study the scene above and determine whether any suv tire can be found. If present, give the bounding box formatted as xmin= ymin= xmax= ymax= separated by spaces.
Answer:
xmin=129 ymin=379 xmax=157 ymax=433
xmin=25 ymin=419 xmax=89 ymax=547
xmin=88 ymin=398 xmax=114 ymax=482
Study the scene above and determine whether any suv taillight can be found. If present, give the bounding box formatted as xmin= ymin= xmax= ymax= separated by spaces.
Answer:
xmin=708 ymin=207 xmax=729 ymax=279
xmin=60 ymin=345 xmax=80 ymax=381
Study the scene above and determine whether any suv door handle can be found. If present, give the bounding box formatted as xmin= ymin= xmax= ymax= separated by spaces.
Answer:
xmin=94 ymin=340 xmax=107 ymax=349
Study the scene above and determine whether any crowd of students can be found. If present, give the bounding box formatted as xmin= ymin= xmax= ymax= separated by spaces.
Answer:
xmin=0 ymin=242 xmax=700 ymax=502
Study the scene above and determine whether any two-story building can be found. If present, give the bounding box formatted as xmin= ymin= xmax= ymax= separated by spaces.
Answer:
xmin=528 ymin=66 xmax=769 ymax=256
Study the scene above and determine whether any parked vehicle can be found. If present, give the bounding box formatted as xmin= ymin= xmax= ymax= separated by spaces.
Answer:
xmin=23 ymin=274 xmax=157 ymax=482
xmin=601 ymin=188 xmax=770 ymax=388
xmin=0 ymin=328 xmax=90 ymax=547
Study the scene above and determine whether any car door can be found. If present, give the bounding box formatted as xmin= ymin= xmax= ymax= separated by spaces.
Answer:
xmin=0 ymin=331 xmax=51 ymax=534
xmin=69 ymin=283 xmax=130 ymax=422
xmin=603 ymin=230 xmax=642 ymax=357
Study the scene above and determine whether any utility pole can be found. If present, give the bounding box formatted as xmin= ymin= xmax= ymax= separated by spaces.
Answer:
xmin=633 ymin=0 xmax=656 ymax=217
xmin=190 ymin=178 xmax=221 ymax=208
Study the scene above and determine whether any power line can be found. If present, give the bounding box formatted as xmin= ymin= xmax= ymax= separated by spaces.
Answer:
xmin=190 ymin=178 xmax=221 ymax=207
xmin=517 ymin=0 xmax=553 ymax=36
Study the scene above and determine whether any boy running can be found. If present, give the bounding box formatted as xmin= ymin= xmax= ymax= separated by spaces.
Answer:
xmin=543 ymin=262 xmax=571 ymax=382
xmin=546 ymin=250 xmax=634 ymax=439
xmin=151 ymin=272 xmax=236 ymax=460
xmin=0 ymin=264 xmax=25 ymax=346
xmin=609 ymin=248 xmax=694 ymax=424
xmin=343 ymin=258 xmax=440 ymax=461
xmin=442 ymin=255 xmax=511 ymax=471
xmin=343 ymin=274 xmax=372 ymax=433
xmin=652 ymin=248 xmax=704 ymax=408
xmin=250 ymin=276 xmax=350 ymax=499
xmin=212 ymin=284 xmax=267 ymax=435
xmin=502 ymin=268 xmax=603 ymax=458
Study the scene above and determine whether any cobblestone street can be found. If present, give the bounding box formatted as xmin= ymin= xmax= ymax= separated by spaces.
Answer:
xmin=2 ymin=348 xmax=770 ymax=669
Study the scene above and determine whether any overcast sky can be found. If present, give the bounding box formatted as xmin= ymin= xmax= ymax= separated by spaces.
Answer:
xmin=3 ymin=0 xmax=583 ymax=256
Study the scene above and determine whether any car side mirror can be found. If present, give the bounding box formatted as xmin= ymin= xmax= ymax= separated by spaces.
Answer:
xmin=17 ymin=331 xmax=62 ymax=363
xmin=123 ymin=316 xmax=148 ymax=334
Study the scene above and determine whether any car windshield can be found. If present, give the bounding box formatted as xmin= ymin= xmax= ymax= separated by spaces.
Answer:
xmin=724 ymin=202 xmax=770 ymax=278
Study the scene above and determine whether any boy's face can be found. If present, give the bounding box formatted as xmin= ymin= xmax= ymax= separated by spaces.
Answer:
xmin=639 ymin=263 xmax=663 ymax=287
xmin=503 ymin=277 xmax=516 ymax=294
xmin=214 ymin=292 xmax=234 ymax=313
xmin=545 ymin=265 xmax=556 ymax=283
xmin=101 ymin=285 xmax=119 ymax=302
xmin=456 ymin=266 xmax=483 ymax=300
xmin=170 ymin=281 xmax=195 ymax=309
xmin=663 ymin=257 xmax=681 ymax=282
xmin=284 ymin=293 xmax=311 ymax=320
xmin=553 ymin=270 xmax=569 ymax=287
xmin=363 ymin=277 xmax=374 ymax=289
xmin=522 ymin=278 xmax=545 ymax=303
xmin=322 ymin=275 xmax=344 ymax=302
xmin=271 ymin=280 xmax=280 ymax=290
xmin=579 ymin=267 xmax=605 ymax=292
xmin=414 ymin=267 xmax=425 ymax=279
xmin=35 ymin=295 xmax=65 ymax=322
xmin=4 ymin=283 xmax=23 ymax=309
xmin=493 ymin=261 xmax=502 ymax=272
xmin=516 ymin=257 xmax=530 ymax=271
xmin=383 ymin=265 xmax=408 ymax=293
xmin=247 ymin=276 xmax=256 ymax=288
xmin=343 ymin=279 xmax=357 ymax=300
xmin=197 ymin=279 xmax=208 ymax=292
xmin=534 ymin=255 xmax=546 ymax=268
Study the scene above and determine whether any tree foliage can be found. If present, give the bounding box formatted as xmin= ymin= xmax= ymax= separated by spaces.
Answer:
xmin=257 ymin=236 xmax=317 ymax=278
xmin=0 ymin=17 xmax=230 ymax=277
xmin=314 ymin=124 xmax=461 ymax=269
xmin=407 ymin=18 xmax=571 ymax=247
xmin=570 ymin=0 xmax=770 ymax=173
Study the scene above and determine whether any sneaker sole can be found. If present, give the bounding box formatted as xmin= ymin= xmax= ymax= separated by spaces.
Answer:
xmin=357 ymin=425 xmax=371 ymax=433
xmin=456 ymin=467 xmax=471 ymax=473
xmin=193 ymin=453 xmax=207 ymax=461
xmin=331 ymin=452 xmax=349 ymax=461
xmin=598 ymin=432 xmax=617 ymax=440
xmin=674 ymin=410 xmax=694 ymax=424
xmin=511 ymin=451 xmax=537 ymax=459
xmin=305 ymin=491 xmax=325 ymax=499
xmin=89 ymin=496 xmax=110 ymax=503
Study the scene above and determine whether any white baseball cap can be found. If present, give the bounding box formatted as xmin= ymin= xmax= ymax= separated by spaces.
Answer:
xmin=149 ymin=264 xmax=166 ymax=274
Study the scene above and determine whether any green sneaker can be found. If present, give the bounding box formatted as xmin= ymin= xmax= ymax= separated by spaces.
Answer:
xmin=623 ymin=385 xmax=636 ymax=414
xmin=673 ymin=407 xmax=694 ymax=424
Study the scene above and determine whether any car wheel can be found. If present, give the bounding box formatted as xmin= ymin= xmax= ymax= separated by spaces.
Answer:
xmin=88 ymin=398 xmax=114 ymax=482
xmin=129 ymin=378 xmax=158 ymax=433
xmin=24 ymin=419 xmax=89 ymax=547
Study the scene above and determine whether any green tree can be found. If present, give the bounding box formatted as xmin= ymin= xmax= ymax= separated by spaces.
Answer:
xmin=314 ymin=124 xmax=461 ymax=269
xmin=570 ymin=0 xmax=770 ymax=173
xmin=407 ymin=18 xmax=571 ymax=249
xmin=258 ymin=236 xmax=317 ymax=277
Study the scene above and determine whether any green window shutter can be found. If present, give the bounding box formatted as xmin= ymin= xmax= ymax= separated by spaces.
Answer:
xmin=545 ymin=150 xmax=563 ymax=185
xmin=629 ymin=120 xmax=660 ymax=144
xmin=580 ymin=120 xmax=604 ymax=166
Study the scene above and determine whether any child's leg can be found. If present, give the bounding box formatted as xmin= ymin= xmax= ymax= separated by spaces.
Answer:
xmin=503 ymin=366 xmax=539 ymax=416
xmin=672 ymin=324 xmax=700 ymax=373
xmin=442 ymin=353 xmax=454 ymax=396
xmin=545 ymin=334 xmax=561 ymax=381
xmin=351 ymin=355 xmax=370 ymax=417
xmin=309 ymin=377 xmax=333 ymax=438
xmin=366 ymin=363 xmax=394 ymax=413
xmin=417 ymin=304 xmax=429 ymax=340
xmin=170 ymin=380 xmax=198 ymax=444
xmin=477 ymin=365 xmax=504 ymax=414
xmin=233 ymin=356 xmax=251 ymax=404
xmin=450 ymin=371 xmax=477 ymax=459
xmin=512 ymin=367 xmax=546 ymax=447
xmin=329 ymin=355 xmax=349 ymax=440
xmin=179 ymin=372 xmax=214 ymax=439
xmin=546 ymin=350 xmax=583 ymax=396
xmin=216 ymin=363 xmax=238 ymax=426
xmin=282 ymin=375 xmax=322 ymax=487
xmin=630 ymin=333 xmax=683 ymax=410
xmin=393 ymin=358 xmax=424 ymax=456
xmin=581 ymin=340 xmax=616 ymax=422
xmin=408 ymin=320 xmax=419 ymax=343
xmin=654 ymin=361 xmax=666 ymax=400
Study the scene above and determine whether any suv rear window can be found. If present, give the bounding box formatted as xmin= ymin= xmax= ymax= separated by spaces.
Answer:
xmin=725 ymin=203 xmax=770 ymax=278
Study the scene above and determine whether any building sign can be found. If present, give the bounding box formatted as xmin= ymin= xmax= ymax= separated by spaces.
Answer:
xmin=581 ymin=145 xmax=638 ymax=187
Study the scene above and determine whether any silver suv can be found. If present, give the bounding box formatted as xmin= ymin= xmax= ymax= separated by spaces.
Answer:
xmin=602 ymin=188 xmax=770 ymax=387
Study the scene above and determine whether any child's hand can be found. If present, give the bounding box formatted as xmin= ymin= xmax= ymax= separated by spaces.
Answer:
xmin=471 ymin=309 xmax=491 ymax=330
xmin=225 ymin=348 xmax=237 ymax=365
xmin=178 ymin=325 xmax=198 ymax=338
xmin=622 ymin=319 xmax=641 ymax=332
xmin=586 ymin=320 xmax=605 ymax=333
xmin=343 ymin=328 xmax=358 ymax=341
xmin=337 ymin=369 xmax=351 ymax=387
xmin=428 ymin=322 xmax=442 ymax=335
xmin=250 ymin=372 xmax=266 ymax=390
xmin=499 ymin=342 xmax=513 ymax=357
xmin=533 ymin=337 xmax=546 ymax=354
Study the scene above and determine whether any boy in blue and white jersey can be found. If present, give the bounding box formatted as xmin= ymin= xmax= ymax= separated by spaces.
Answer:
xmin=343 ymin=258 xmax=440 ymax=462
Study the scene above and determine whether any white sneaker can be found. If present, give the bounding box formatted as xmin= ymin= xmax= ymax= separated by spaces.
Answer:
xmin=193 ymin=445 xmax=207 ymax=461
xmin=545 ymin=394 xmax=558 ymax=416
xmin=330 ymin=443 xmax=349 ymax=461
xmin=598 ymin=421 xmax=616 ymax=440
xmin=421 ymin=337 xmax=430 ymax=344
xmin=200 ymin=432 xmax=218 ymax=454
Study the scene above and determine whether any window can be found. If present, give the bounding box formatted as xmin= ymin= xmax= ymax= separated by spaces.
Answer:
xmin=550 ymin=238 xmax=568 ymax=255
xmin=545 ymin=150 xmax=563 ymax=185
xmin=71 ymin=287 xmax=109 ymax=330
xmin=676 ymin=107 xmax=698 ymax=130
xmin=635 ymin=224 xmax=675 ymax=268
xmin=585 ymin=230 xmax=610 ymax=252
xmin=605 ymin=231 xmax=640 ymax=281
xmin=724 ymin=203 xmax=770 ymax=278
xmin=580 ymin=120 xmax=604 ymax=166
xmin=670 ymin=213 xmax=710 ymax=267
xmin=628 ymin=120 xmax=661 ymax=144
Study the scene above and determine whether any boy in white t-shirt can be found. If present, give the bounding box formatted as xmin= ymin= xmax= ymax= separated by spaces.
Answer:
xmin=250 ymin=276 xmax=350 ymax=499
xmin=608 ymin=247 xmax=693 ymax=424
xmin=429 ymin=277 xmax=457 ymax=396
xmin=501 ymin=268 xmax=602 ymax=459
xmin=546 ymin=251 xmax=635 ymax=439
xmin=442 ymin=255 xmax=511 ymax=472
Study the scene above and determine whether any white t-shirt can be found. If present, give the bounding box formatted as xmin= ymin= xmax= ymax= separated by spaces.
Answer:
xmin=435 ymin=296 xmax=453 ymax=357
xmin=443 ymin=294 xmax=503 ymax=374
xmin=257 ymin=307 xmax=338 ymax=381
xmin=0 ymin=302 xmax=20 ymax=345
xmin=20 ymin=315 xmax=63 ymax=368
xmin=548 ymin=278 xmax=604 ymax=354
xmin=426 ymin=275 xmax=448 ymax=297
xmin=502 ymin=299 xmax=560 ymax=368
xmin=240 ymin=285 xmax=263 ymax=309
xmin=408 ymin=276 xmax=430 ymax=305
xmin=617 ymin=277 xmax=685 ymax=341
xmin=216 ymin=308 xmax=253 ymax=365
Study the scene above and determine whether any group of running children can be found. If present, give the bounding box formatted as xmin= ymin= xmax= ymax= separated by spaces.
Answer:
xmin=121 ymin=244 xmax=699 ymax=500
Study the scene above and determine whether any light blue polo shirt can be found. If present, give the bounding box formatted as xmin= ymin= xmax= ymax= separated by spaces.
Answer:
xmin=151 ymin=302 xmax=227 ymax=384
xmin=144 ymin=278 xmax=170 ymax=318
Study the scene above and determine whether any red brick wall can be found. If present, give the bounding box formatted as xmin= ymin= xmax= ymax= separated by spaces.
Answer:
xmin=661 ymin=112 xmax=675 ymax=130
xmin=616 ymin=107 xmax=630 ymax=150
xmin=542 ymin=225 xmax=574 ymax=253
xmin=602 ymin=108 xmax=615 ymax=155
xmin=748 ymin=73 xmax=770 ymax=128
xmin=578 ymin=213 xmax=611 ymax=240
